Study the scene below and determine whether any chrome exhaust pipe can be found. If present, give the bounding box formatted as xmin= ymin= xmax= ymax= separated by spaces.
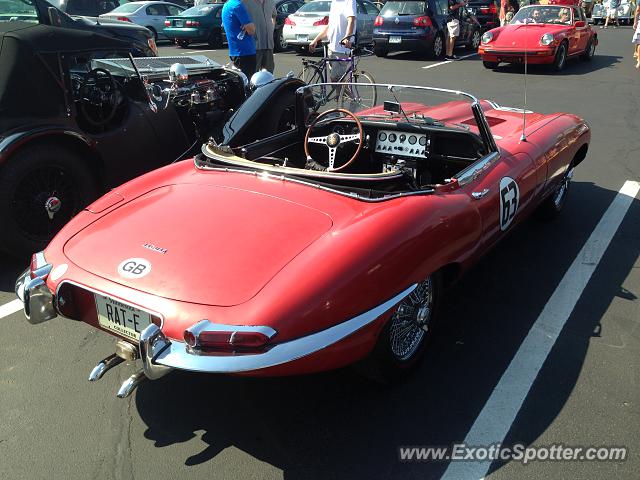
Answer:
xmin=88 ymin=353 xmax=124 ymax=381
xmin=116 ymin=370 xmax=147 ymax=398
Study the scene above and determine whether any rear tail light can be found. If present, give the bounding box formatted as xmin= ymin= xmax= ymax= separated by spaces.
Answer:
xmin=116 ymin=16 xmax=131 ymax=22
xmin=480 ymin=4 xmax=498 ymax=14
xmin=183 ymin=321 xmax=276 ymax=352
xmin=30 ymin=252 xmax=51 ymax=279
xmin=284 ymin=16 xmax=295 ymax=26
xmin=185 ymin=20 xmax=200 ymax=26
xmin=164 ymin=20 xmax=170 ymax=26
xmin=148 ymin=37 xmax=158 ymax=55
xmin=312 ymin=16 xmax=328 ymax=26
xmin=374 ymin=15 xmax=383 ymax=26
xmin=413 ymin=15 xmax=432 ymax=27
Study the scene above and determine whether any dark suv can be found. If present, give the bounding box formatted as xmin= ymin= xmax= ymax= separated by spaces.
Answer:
xmin=373 ymin=0 xmax=481 ymax=58
xmin=465 ymin=0 xmax=499 ymax=32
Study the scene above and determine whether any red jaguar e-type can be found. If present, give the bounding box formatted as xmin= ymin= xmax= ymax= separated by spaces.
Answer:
xmin=15 ymin=79 xmax=590 ymax=398
xmin=479 ymin=4 xmax=597 ymax=70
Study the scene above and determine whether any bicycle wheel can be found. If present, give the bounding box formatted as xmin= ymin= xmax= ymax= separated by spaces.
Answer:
xmin=299 ymin=63 xmax=323 ymax=85
xmin=339 ymin=70 xmax=377 ymax=110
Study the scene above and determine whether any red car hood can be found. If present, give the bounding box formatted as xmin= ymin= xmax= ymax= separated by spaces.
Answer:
xmin=492 ymin=24 xmax=567 ymax=48
xmin=64 ymin=184 xmax=333 ymax=306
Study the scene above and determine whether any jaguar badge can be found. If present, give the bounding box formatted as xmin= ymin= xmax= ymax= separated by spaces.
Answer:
xmin=327 ymin=133 xmax=340 ymax=147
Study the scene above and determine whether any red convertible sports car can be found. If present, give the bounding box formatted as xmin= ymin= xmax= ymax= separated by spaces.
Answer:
xmin=15 ymin=79 xmax=590 ymax=398
xmin=479 ymin=4 xmax=597 ymax=70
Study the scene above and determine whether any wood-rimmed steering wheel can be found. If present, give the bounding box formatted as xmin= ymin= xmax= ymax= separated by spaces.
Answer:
xmin=304 ymin=108 xmax=364 ymax=172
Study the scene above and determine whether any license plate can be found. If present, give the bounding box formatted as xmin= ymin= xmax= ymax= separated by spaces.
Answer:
xmin=175 ymin=20 xmax=183 ymax=27
xmin=95 ymin=294 xmax=152 ymax=341
xmin=389 ymin=36 xmax=402 ymax=44
xmin=296 ymin=34 xmax=308 ymax=41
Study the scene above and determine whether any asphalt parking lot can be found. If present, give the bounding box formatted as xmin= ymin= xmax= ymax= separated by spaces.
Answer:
xmin=1 ymin=28 xmax=639 ymax=480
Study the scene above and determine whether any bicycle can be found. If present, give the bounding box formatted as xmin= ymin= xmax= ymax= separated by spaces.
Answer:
xmin=298 ymin=36 xmax=377 ymax=111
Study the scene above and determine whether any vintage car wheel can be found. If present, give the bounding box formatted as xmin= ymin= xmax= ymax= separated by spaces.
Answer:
xmin=374 ymin=47 xmax=388 ymax=57
xmin=357 ymin=274 xmax=441 ymax=382
xmin=483 ymin=60 xmax=499 ymax=69
xmin=274 ymin=28 xmax=288 ymax=52
xmin=208 ymin=29 xmax=224 ymax=49
xmin=580 ymin=38 xmax=596 ymax=61
xmin=553 ymin=41 xmax=568 ymax=71
xmin=428 ymin=33 xmax=445 ymax=58
xmin=537 ymin=166 xmax=574 ymax=219
xmin=468 ymin=30 xmax=481 ymax=51
xmin=0 ymin=144 xmax=99 ymax=257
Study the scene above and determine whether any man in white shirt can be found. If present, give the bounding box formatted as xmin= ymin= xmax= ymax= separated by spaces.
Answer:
xmin=308 ymin=0 xmax=357 ymax=81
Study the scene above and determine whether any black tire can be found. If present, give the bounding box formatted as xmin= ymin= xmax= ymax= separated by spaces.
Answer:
xmin=274 ymin=28 xmax=288 ymax=52
xmin=374 ymin=47 xmax=388 ymax=57
xmin=468 ymin=29 xmax=481 ymax=51
xmin=0 ymin=143 xmax=99 ymax=257
xmin=553 ymin=41 xmax=568 ymax=71
xmin=536 ymin=165 xmax=574 ymax=220
xmin=355 ymin=274 xmax=442 ymax=383
xmin=483 ymin=60 xmax=499 ymax=69
xmin=580 ymin=37 xmax=596 ymax=61
xmin=177 ymin=39 xmax=190 ymax=48
xmin=208 ymin=29 xmax=223 ymax=48
xmin=428 ymin=33 xmax=445 ymax=58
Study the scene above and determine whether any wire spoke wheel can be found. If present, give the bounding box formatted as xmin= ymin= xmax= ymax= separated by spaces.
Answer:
xmin=338 ymin=71 xmax=377 ymax=110
xmin=389 ymin=277 xmax=434 ymax=361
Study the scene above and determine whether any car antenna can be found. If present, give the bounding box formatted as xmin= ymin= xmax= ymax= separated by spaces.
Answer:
xmin=520 ymin=20 xmax=528 ymax=143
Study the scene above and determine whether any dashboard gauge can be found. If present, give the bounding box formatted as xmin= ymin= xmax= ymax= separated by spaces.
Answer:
xmin=388 ymin=133 xmax=397 ymax=142
xmin=379 ymin=132 xmax=387 ymax=141
xmin=408 ymin=135 xmax=417 ymax=145
xmin=399 ymin=134 xmax=406 ymax=142
xmin=419 ymin=136 xmax=427 ymax=146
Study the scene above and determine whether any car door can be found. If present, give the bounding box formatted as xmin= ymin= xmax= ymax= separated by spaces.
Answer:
xmin=572 ymin=7 xmax=589 ymax=52
xmin=146 ymin=3 xmax=169 ymax=33
xmin=457 ymin=150 xmax=538 ymax=252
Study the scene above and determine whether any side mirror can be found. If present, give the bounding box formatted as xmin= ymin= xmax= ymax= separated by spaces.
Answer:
xmin=47 ymin=6 xmax=62 ymax=26
xmin=575 ymin=20 xmax=586 ymax=27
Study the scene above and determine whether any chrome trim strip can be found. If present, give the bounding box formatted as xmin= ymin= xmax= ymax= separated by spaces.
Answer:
xmin=194 ymin=164 xmax=435 ymax=202
xmin=152 ymin=284 xmax=417 ymax=373
xmin=55 ymin=280 xmax=165 ymax=328
xmin=454 ymin=151 xmax=501 ymax=187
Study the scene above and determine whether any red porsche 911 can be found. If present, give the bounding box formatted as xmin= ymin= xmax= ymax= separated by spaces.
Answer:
xmin=479 ymin=4 xmax=597 ymax=71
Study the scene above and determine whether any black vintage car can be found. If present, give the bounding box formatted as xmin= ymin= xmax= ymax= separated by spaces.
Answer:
xmin=0 ymin=8 xmax=248 ymax=256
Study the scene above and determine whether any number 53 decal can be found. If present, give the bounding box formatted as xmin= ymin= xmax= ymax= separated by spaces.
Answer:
xmin=500 ymin=177 xmax=520 ymax=231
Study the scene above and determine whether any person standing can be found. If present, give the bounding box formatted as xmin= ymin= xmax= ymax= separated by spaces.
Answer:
xmin=499 ymin=0 xmax=509 ymax=26
xmin=242 ymin=0 xmax=277 ymax=73
xmin=308 ymin=0 xmax=357 ymax=81
xmin=222 ymin=0 xmax=257 ymax=78
xmin=445 ymin=0 xmax=465 ymax=60
xmin=633 ymin=2 xmax=640 ymax=68
xmin=602 ymin=0 xmax=621 ymax=28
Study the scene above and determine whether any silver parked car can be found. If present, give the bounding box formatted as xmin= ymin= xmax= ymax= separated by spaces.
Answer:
xmin=100 ymin=1 xmax=185 ymax=40
xmin=282 ymin=0 xmax=379 ymax=52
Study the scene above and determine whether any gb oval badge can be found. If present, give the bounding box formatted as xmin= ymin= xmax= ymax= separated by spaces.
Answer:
xmin=117 ymin=258 xmax=152 ymax=279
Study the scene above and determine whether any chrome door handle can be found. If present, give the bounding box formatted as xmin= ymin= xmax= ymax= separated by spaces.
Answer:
xmin=471 ymin=188 xmax=490 ymax=199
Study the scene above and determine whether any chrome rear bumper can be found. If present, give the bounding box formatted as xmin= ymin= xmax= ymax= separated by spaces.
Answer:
xmin=15 ymin=267 xmax=57 ymax=325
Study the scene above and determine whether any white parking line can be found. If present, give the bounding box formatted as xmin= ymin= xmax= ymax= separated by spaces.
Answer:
xmin=422 ymin=53 xmax=478 ymax=69
xmin=0 ymin=298 xmax=23 ymax=320
xmin=185 ymin=49 xmax=219 ymax=54
xmin=442 ymin=180 xmax=640 ymax=480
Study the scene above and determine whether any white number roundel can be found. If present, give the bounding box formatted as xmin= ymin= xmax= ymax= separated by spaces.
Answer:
xmin=117 ymin=258 xmax=152 ymax=279
xmin=499 ymin=177 xmax=520 ymax=231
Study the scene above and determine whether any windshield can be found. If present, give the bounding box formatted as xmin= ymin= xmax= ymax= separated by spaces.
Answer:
xmin=511 ymin=5 xmax=573 ymax=24
xmin=0 ymin=0 xmax=38 ymax=22
xmin=297 ymin=1 xmax=331 ymax=13
xmin=303 ymin=83 xmax=477 ymax=131
xmin=110 ymin=3 xmax=142 ymax=13
xmin=380 ymin=1 xmax=426 ymax=16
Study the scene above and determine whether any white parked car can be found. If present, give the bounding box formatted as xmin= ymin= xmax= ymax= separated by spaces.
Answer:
xmin=591 ymin=0 xmax=634 ymax=25
xmin=282 ymin=0 xmax=379 ymax=52
xmin=100 ymin=1 xmax=185 ymax=40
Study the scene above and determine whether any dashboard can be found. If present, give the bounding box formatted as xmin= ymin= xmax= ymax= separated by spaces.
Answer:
xmin=374 ymin=129 xmax=430 ymax=159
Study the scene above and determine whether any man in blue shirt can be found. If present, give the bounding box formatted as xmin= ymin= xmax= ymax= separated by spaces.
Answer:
xmin=222 ymin=0 xmax=257 ymax=78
